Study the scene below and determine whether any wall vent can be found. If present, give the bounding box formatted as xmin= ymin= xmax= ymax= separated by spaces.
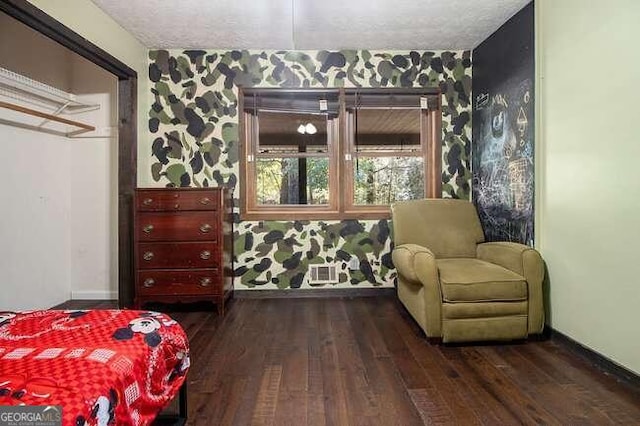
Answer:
xmin=308 ymin=264 xmax=337 ymax=285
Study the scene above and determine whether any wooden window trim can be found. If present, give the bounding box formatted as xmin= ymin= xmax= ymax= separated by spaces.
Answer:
xmin=239 ymin=87 xmax=442 ymax=221
xmin=426 ymin=94 xmax=443 ymax=199
xmin=240 ymin=92 xmax=340 ymax=220
xmin=342 ymin=108 xmax=429 ymax=214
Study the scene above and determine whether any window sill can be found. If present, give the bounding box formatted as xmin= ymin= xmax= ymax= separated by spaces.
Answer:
xmin=240 ymin=209 xmax=391 ymax=222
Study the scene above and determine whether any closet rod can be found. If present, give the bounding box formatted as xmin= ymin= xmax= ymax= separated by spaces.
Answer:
xmin=0 ymin=100 xmax=95 ymax=131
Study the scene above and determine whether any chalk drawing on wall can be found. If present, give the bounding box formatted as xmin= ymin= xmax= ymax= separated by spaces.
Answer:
xmin=473 ymin=78 xmax=534 ymax=245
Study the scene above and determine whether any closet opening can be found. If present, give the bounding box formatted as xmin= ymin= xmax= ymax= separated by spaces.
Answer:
xmin=0 ymin=0 xmax=137 ymax=309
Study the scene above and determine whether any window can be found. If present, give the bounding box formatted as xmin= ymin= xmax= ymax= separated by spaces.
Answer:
xmin=240 ymin=88 xmax=441 ymax=220
xmin=344 ymin=91 xmax=441 ymax=215
xmin=242 ymin=89 xmax=339 ymax=218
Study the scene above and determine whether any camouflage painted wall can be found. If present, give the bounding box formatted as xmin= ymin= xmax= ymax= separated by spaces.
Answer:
xmin=146 ymin=50 xmax=472 ymax=289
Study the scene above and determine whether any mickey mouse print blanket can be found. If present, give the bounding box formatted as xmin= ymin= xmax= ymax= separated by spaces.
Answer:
xmin=0 ymin=310 xmax=189 ymax=425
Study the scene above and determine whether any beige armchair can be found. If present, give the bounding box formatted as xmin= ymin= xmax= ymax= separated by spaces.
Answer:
xmin=391 ymin=199 xmax=545 ymax=343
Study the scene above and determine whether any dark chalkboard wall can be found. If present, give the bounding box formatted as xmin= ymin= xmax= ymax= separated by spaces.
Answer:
xmin=472 ymin=1 xmax=534 ymax=245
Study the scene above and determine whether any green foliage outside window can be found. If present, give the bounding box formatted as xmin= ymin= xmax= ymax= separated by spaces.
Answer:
xmin=257 ymin=158 xmax=329 ymax=205
xmin=353 ymin=157 xmax=425 ymax=205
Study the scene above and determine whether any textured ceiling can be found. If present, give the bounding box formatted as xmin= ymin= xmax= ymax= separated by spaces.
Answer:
xmin=90 ymin=0 xmax=531 ymax=50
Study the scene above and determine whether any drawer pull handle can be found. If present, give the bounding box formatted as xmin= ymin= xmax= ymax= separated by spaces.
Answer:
xmin=200 ymin=223 xmax=212 ymax=233
xmin=143 ymin=251 xmax=155 ymax=261
xmin=142 ymin=198 xmax=153 ymax=206
xmin=174 ymin=204 xmax=180 ymax=209
xmin=142 ymin=224 xmax=154 ymax=234
xmin=200 ymin=250 xmax=211 ymax=260
xmin=199 ymin=197 xmax=211 ymax=205
xmin=143 ymin=278 xmax=155 ymax=288
xmin=200 ymin=277 xmax=212 ymax=287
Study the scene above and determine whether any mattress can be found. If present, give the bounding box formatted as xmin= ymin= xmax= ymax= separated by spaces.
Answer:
xmin=0 ymin=309 xmax=189 ymax=425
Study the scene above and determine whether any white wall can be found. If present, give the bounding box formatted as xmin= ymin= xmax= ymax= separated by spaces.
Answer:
xmin=0 ymin=125 xmax=72 ymax=310
xmin=0 ymin=15 xmax=74 ymax=310
xmin=68 ymin=56 xmax=119 ymax=300
xmin=27 ymin=0 xmax=149 ymax=186
xmin=0 ymin=14 xmax=73 ymax=91
xmin=0 ymin=13 xmax=118 ymax=309
xmin=536 ymin=0 xmax=640 ymax=374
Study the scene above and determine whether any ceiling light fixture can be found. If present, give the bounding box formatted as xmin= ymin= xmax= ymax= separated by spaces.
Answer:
xmin=297 ymin=122 xmax=317 ymax=135
xmin=305 ymin=123 xmax=317 ymax=134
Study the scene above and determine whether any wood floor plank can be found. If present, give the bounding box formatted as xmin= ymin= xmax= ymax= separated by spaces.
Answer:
xmin=385 ymin=311 xmax=484 ymax=425
xmin=251 ymin=365 xmax=283 ymax=426
xmin=408 ymin=388 xmax=454 ymax=425
xmin=368 ymin=355 xmax=426 ymax=426
xmin=274 ymin=301 xmax=309 ymax=425
xmin=317 ymin=299 xmax=351 ymax=426
xmin=347 ymin=300 xmax=426 ymax=426
xmin=278 ymin=300 xmax=310 ymax=392
xmin=478 ymin=346 xmax=615 ymax=425
xmin=372 ymin=313 xmax=431 ymax=390
xmin=348 ymin=298 xmax=391 ymax=359
xmin=328 ymin=299 xmax=384 ymax=424
xmin=523 ymin=342 xmax=640 ymax=422
xmin=306 ymin=302 xmax=327 ymax=426
xmin=436 ymin=345 xmax=527 ymax=425
xmin=228 ymin=302 xmax=277 ymax=426
xmin=54 ymin=296 xmax=640 ymax=426
xmin=216 ymin=378 xmax=248 ymax=426
xmin=459 ymin=346 xmax=562 ymax=425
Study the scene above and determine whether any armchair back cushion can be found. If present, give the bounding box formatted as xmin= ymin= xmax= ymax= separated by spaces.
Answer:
xmin=391 ymin=199 xmax=485 ymax=258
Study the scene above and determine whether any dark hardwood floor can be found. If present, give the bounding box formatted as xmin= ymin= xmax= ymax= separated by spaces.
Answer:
xmin=59 ymin=296 xmax=640 ymax=425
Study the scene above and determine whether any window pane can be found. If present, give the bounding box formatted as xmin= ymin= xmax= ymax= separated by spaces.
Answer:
xmin=353 ymin=108 xmax=421 ymax=153
xmin=256 ymin=158 xmax=330 ymax=205
xmin=257 ymin=111 xmax=328 ymax=154
xmin=353 ymin=157 xmax=425 ymax=205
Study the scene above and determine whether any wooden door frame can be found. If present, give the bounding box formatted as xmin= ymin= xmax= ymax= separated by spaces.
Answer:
xmin=0 ymin=0 xmax=138 ymax=307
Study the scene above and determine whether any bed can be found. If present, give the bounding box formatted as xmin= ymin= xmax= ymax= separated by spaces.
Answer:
xmin=0 ymin=309 xmax=189 ymax=425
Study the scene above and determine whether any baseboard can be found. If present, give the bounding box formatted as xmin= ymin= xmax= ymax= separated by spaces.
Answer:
xmin=235 ymin=287 xmax=396 ymax=299
xmin=71 ymin=290 xmax=118 ymax=300
xmin=547 ymin=326 xmax=640 ymax=392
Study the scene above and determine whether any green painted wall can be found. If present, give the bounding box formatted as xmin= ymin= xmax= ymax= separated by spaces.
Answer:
xmin=536 ymin=0 xmax=640 ymax=374
xmin=145 ymin=49 xmax=472 ymax=289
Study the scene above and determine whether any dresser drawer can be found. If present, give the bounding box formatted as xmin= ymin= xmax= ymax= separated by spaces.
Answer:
xmin=138 ymin=242 xmax=219 ymax=269
xmin=137 ymin=190 xmax=219 ymax=211
xmin=137 ymin=270 xmax=220 ymax=296
xmin=137 ymin=212 xmax=218 ymax=241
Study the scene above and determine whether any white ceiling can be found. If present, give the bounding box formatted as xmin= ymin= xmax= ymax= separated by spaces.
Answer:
xmin=90 ymin=0 xmax=531 ymax=50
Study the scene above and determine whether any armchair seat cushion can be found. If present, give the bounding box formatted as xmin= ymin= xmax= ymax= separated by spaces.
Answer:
xmin=437 ymin=258 xmax=527 ymax=303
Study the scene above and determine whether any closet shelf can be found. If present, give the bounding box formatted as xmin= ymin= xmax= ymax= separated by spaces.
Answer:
xmin=0 ymin=66 xmax=99 ymax=136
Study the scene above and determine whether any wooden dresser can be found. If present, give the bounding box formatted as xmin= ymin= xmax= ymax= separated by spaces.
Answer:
xmin=134 ymin=188 xmax=233 ymax=314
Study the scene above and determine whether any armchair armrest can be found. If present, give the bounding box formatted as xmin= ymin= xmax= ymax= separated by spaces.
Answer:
xmin=392 ymin=243 xmax=443 ymax=337
xmin=392 ymin=243 xmax=434 ymax=284
xmin=477 ymin=242 xmax=545 ymax=334
xmin=476 ymin=242 xmax=544 ymax=280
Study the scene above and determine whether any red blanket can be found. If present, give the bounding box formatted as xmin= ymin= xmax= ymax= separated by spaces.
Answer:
xmin=0 ymin=309 xmax=189 ymax=425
